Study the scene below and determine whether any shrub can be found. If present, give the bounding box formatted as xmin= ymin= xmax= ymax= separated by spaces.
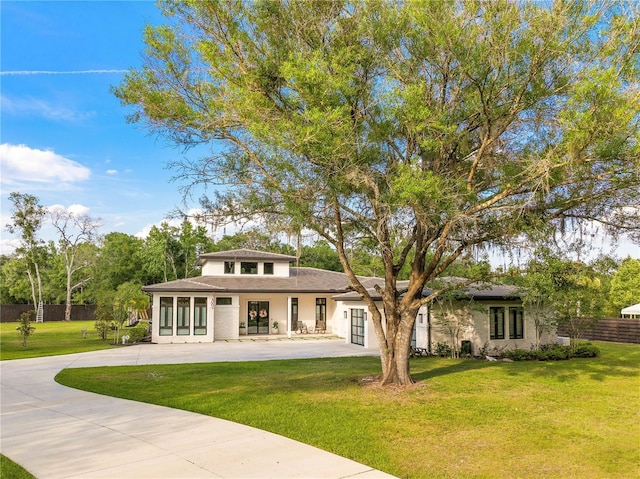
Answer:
xmin=16 ymin=311 xmax=36 ymax=348
xmin=500 ymin=342 xmax=599 ymax=361
xmin=536 ymin=345 xmax=570 ymax=361
xmin=503 ymin=349 xmax=534 ymax=361
xmin=435 ymin=342 xmax=452 ymax=358
xmin=126 ymin=324 xmax=150 ymax=343
xmin=94 ymin=319 xmax=113 ymax=341
xmin=572 ymin=342 xmax=600 ymax=358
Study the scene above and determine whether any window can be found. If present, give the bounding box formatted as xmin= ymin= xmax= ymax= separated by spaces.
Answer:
xmin=264 ymin=262 xmax=274 ymax=275
xmin=509 ymin=307 xmax=524 ymax=339
xmin=351 ymin=309 xmax=365 ymax=346
xmin=490 ymin=307 xmax=505 ymax=340
xmin=159 ymin=297 xmax=173 ymax=336
xmin=291 ymin=298 xmax=299 ymax=330
xmin=316 ymin=298 xmax=327 ymax=323
xmin=177 ymin=297 xmax=190 ymax=335
xmin=216 ymin=297 xmax=233 ymax=305
xmin=194 ymin=297 xmax=207 ymax=335
xmin=224 ymin=261 xmax=235 ymax=274
xmin=241 ymin=262 xmax=258 ymax=274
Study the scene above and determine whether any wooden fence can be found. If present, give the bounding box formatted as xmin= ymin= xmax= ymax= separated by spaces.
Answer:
xmin=557 ymin=317 xmax=640 ymax=344
xmin=0 ymin=304 xmax=98 ymax=322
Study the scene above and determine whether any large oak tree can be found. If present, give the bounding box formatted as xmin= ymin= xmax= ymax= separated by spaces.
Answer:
xmin=115 ymin=0 xmax=640 ymax=385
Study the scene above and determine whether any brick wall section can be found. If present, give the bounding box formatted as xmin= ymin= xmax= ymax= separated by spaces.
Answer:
xmin=557 ymin=318 xmax=640 ymax=344
xmin=0 ymin=304 xmax=97 ymax=322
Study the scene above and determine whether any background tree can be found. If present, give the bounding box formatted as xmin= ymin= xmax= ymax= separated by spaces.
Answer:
xmin=212 ymin=230 xmax=294 ymax=255
xmin=141 ymin=222 xmax=183 ymax=283
xmin=5 ymin=192 xmax=47 ymax=310
xmin=115 ymin=0 xmax=640 ymax=385
xmin=528 ymin=252 xmax=607 ymax=348
xmin=608 ymin=258 xmax=640 ymax=316
xmin=49 ymin=206 xmax=100 ymax=321
xmin=299 ymin=240 xmax=343 ymax=271
xmin=87 ymin=233 xmax=145 ymax=302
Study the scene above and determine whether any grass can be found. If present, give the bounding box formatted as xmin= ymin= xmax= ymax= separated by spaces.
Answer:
xmin=55 ymin=342 xmax=640 ymax=479
xmin=0 ymin=454 xmax=36 ymax=479
xmin=0 ymin=320 xmax=118 ymax=360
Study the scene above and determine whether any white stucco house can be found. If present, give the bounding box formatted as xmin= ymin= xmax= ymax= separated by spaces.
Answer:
xmin=143 ymin=248 xmax=554 ymax=354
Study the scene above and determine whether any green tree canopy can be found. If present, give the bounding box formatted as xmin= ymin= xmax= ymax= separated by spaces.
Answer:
xmin=115 ymin=0 xmax=640 ymax=385
xmin=609 ymin=258 xmax=640 ymax=314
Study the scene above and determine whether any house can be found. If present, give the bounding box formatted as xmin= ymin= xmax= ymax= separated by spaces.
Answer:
xmin=143 ymin=249 xmax=380 ymax=343
xmin=621 ymin=303 xmax=640 ymax=319
xmin=144 ymin=249 xmax=554 ymax=353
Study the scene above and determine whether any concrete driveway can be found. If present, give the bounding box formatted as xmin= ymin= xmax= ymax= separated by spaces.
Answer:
xmin=1 ymin=337 xmax=396 ymax=479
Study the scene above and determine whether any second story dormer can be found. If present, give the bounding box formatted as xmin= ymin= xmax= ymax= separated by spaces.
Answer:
xmin=197 ymin=249 xmax=296 ymax=278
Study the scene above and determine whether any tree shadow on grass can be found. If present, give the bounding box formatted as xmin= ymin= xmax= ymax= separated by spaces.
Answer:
xmin=410 ymin=354 xmax=639 ymax=384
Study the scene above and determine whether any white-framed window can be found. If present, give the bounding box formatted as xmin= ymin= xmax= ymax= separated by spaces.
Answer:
xmin=177 ymin=297 xmax=190 ymax=335
xmin=159 ymin=297 xmax=173 ymax=336
xmin=194 ymin=297 xmax=207 ymax=335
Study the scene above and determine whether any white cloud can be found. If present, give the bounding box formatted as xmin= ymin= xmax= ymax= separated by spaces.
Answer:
xmin=48 ymin=203 xmax=91 ymax=217
xmin=0 ymin=143 xmax=91 ymax=185
xmin=0 ymin=238 xmax=21 ymax=256
xmin=0 ymin=70 xmax=128 ymax=76
xmin=1 ymin=95 xmax=95 ymax=122
xmin=106 ymin=169 xmax=118 ymax=175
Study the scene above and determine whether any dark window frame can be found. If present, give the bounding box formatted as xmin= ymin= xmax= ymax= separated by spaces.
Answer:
xmin=224 ymin=261 xmax=235 ymax=274
xmin=215 ymin=297 xmax=233 ymax=306
xmin=177 ymin=297 xmax=190 ymax=335
xmin=264 ymin=262 xmax=274 ymax=275
xmin=159 ymin=297 xmax=173 ymax=336
xmin=489 ymin=306 xmax=505 ymax=340
xmin=240 ymin=261 xmax=258 ymax=274
xmin=194 ymin=297 xmax=207 ymax=335
xmin=509 ymin=306 xmax=524 ymax=339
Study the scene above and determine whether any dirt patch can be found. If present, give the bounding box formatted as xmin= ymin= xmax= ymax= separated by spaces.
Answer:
xmin=350 ymin=374 xmax=426 ymax=394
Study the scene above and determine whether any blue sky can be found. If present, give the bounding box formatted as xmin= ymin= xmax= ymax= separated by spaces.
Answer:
xmin=1 ymin=1 xmax=638 ymax=264
xmin=1 ymin=0 xmax=201 ymax=254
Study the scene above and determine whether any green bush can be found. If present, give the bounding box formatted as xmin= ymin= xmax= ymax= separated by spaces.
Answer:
xmin=435 ymin=342 xmax=452 ymax=358
xmin=538 ymin=345 xmax=570 ymax=361
xmin=572 ymin=342 xmax=600 ymax=358
xmin=125 ymin=324 xmax=150 ymax=343
xmin=94 ymin=319 xmax=113 ymax=341
xmin=501 ymin=342 xmax=600 ymax=361
xmin=503 ymin=349 xmax=534 ymax=361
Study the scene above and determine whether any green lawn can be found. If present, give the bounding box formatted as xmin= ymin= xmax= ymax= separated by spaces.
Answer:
xmin=56 ymin=342 xmax=640 ymax=479
xmin=0 ymin=454 xmax=36 ymax=479
xmin=0 ymin=320 xmax=118 ymax=360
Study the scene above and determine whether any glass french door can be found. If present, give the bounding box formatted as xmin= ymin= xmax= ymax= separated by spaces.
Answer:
xmin=351 ymin=309 xmax=365 ymax=346
xmin=248 ymin=301 xmax=270 ymax=334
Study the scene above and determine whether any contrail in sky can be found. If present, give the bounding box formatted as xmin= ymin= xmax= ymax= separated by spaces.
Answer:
xmin=0 ymin=69 xmax=128 ymax=76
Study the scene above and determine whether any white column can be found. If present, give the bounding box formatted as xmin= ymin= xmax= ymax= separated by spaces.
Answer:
xmin=287 ymin=296 xmax=292 ymax=338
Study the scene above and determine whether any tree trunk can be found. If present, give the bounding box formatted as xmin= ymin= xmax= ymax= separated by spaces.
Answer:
xmin=380 ymin=345 xmax=414 ymax=385
xmin=65 ymin=263 xmax=72 ymax=321
xmin=26 ymin=269 xmax=37 ymax=311
xmin=378 ymin=310 xmax=417 ymax=386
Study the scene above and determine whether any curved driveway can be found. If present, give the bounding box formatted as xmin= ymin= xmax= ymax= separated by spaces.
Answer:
xmin=1 ymin=338 xmax=396 ymax=479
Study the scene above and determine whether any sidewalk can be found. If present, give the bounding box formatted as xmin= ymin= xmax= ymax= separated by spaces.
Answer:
xmin=1 ymin=339 xmax=396 ymax=478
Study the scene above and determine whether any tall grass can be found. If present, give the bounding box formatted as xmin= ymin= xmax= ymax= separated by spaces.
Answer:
xmin=56 ymin=342 xmax=640 ymax=479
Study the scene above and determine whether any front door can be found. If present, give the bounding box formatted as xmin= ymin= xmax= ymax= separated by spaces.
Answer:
xmin=248 ymin=301 xmax=270 ymax=334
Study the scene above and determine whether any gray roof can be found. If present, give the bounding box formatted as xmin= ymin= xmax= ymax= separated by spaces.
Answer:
xmin=332 ymin=278 xmax=522 ymax=301
xmin=197 ymin=249 xmax=297 ymax=265
xmin=143 ymin=267 xmax=362 ymax=294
